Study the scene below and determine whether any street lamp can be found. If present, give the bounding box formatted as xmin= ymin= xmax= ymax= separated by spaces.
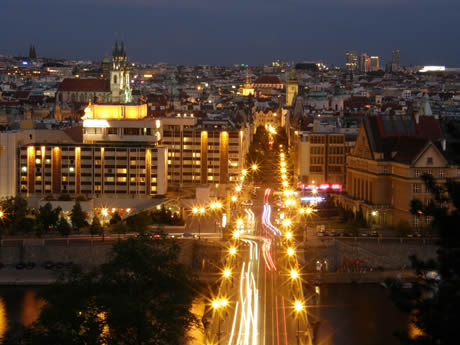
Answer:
xmin=192 ymin=207 xmax=205 ymax=240
xmin=211 ymin=298 xmax=228 ymax=345
xmin=242 ymin=169 xmax=248 ymax=176
xmin=229 ymin=246 xmax=237 ymax=256
xmin=287 ymin=247 xmax=295 ymax=257
xmin=294 ymin=300 xmax=304 ymax=345
xmin=290 ymin=269 xmax=299 ymax=280
xmin=251 ymin=164 xmax=258 ymax=171
xmin=285 ymin=232 xmax=293 ymax=240
xmin=231 ymin=195 xmax=237 ymax=202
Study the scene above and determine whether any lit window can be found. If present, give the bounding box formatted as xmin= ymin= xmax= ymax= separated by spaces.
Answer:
xmin=106 ymin=177 xmax=114 ymax=182
xmin=35 ymin=158 xmax=41 ymax=164
xmin=45 ymin=185 xmax=51 ymax=190
xmin=117 ymin=177 xmax=127 ymax=182
xmin=45 ymin=159 xmax=51 ymax=164
xmin=62 ymin=176 xmax=67 ymax=182
xmin=36 ymin=176 xmax=41 ymax=182
xmin=151 ymin=186 xmax=157 ymax=192
xmin=21 ymin=166 xmax=27 ymax=172
xmin=95 ymin=185 xmax=101 ymax=191
xmin=439 ymin=169 xmax=445 ymax=178
xmin=130 ymin=177 xmax=136 ymax=182
xmin=69 ymin=167 xmax=75 ymax=173
xmin=95 ymin=160 xmax=101 ymax=165
xmin=412 ymin=184 xmax=420 ymax=193
xmin=130 ymin=160 xmax=136 ymax=165
xmin=117 ymin=168 xmax=127 ymax=174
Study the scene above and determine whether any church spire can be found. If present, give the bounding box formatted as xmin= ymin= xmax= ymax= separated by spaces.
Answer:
xmin=112 ymin=40 xmax=119 ymax=57
xmin=245 ymin=67 xmax=251 ymax=84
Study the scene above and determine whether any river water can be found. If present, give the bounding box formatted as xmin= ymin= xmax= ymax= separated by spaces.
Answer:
xmin=0 ymin=284 xmax=408 ymax=345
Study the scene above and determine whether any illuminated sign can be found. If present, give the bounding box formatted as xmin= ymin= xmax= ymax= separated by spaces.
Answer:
xmin=83 ymin=119 xmax=109 ymax=128
xmin=419 ymin=66 xmax=445 ymax=73
xmin=301 ymin=184 xmax=342 ymax=192
xmin=300 ymin=196 xmax=325 ymax=203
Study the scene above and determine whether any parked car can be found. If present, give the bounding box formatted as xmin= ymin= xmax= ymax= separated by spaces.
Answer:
xmin=369 ymin=231 xmax=379 ymax=237
xmin=340 ymin=232 xmax=353 ymax=237
xmin=182 ymin=233 xmax=196 ymax=239
xmin=359 ymin=232 xmax=369 ymax=237
xmin=26 ymin=262 xmax=36 ymax=270
xmin=330 ymin=231 xmax=339 ymax=237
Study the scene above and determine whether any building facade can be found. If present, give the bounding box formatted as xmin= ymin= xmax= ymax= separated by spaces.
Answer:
xmin=338 ymin=115 xmax=459 ymax=228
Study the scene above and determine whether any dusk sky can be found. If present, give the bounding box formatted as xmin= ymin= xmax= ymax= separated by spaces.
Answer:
xmin=1 ymin=0 xmax=459 ymax=66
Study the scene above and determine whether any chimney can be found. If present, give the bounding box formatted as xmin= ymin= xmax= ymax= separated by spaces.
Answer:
xmin=442 ymin=139 xmax=446 ymax=152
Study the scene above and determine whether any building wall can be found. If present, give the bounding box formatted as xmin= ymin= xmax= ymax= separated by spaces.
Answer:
xmin=18 ymin=144 xmax=168 ymax=197
xmin=0 ymin=133 xmax=18 ymax=198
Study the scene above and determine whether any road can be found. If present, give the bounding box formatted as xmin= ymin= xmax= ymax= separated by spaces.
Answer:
xmin=206 ymin=187 xmax=313 ymax=345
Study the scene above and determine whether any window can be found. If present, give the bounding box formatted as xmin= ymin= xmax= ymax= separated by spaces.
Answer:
xmin=62 ymin=176 xmax=67 ymax=182
xmin=95 ymin=185 xmax=101 ymax=191
xmin=130 ymin=177 xmax=136 ymax=183
xmin=106 ymin=177 xmax=114 ymax=182
xmin=117 ymin=168 xmax=127 ymax=174
xmin=35 ymin=158 xmax=41 ymax=164
xmin=427 ymin=157 xmax=433 ymax=165
xmin=439 ymin=169 xmax=445 ymax=178
xmin=130 ymin=160 xmax=136 ymax=166
xmin=36 ymin=176 xmax=41 ymax=182
xmin=123 ymin=128 xmax=140 ymax=136
xmin=107 ymin=128 xmax=118 ymax=135
xmin=117 ymin=177 xmax=127 ymax=182
xmin=412 ymin=183 xmax=421 ymax=193
xmin=415 ymin=169 xmax=422 ymax=177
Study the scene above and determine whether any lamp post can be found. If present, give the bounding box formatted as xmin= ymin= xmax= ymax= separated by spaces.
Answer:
xmin=211 ymin=298 xmax=228 ymax=345
xmin=294 ymin=300 xmax=304 ymax=345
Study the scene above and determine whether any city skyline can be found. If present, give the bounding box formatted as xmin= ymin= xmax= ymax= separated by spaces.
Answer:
xmin=1 ymin=0 xmax=459 ymax=66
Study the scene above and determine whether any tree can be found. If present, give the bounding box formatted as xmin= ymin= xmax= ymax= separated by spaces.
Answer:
xmin=109 ymin=211 xmax=122 ymax=225
xmin=70 ymin=201 xmax=88 ymax=231
xmin=36 ymin=202 xmax=61 ymax=232
xmin=0 ymin=195 xmax=31 ymax=234
xmin=127 ymin=212 xmax=151 ymax=233
xmin=89 ymin=216 xmax=103 ymax=236
xmin=3 ymin=235 xmax=199 ymax=345
xmin=387 ymin=174 xmax=460 ymax=344
xmin=56 ymin=216 xmax=72 ymax=237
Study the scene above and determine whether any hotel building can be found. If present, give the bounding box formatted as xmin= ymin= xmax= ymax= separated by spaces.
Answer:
xmin=17 ymin=103 xmax=168 ymax=198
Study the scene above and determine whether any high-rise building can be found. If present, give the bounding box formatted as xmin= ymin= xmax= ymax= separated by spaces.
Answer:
xmin=370 ymin=56 xmax=380 ymax=72
xmin=391 ymin=49 xmax=400 ymax=72
xmin=359 ymin=53 xmax=370 ymax=73
xmin=345 ymin=51 xmax=358 ymax=71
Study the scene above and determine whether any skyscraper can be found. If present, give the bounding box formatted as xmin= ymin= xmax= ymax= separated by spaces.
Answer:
xmin=345 ymin=51 xmax=358 ymax=71
xmin=370 ymin=56 xmax=380 ymax=71
xmin=359 ymin=53 xmax=370 ymax=73
xmin=391 ymin=49 xmax=400 ymax=72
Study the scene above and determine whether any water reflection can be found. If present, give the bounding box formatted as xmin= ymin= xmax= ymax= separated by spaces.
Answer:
xmin=0 ymin=298 xmax=7 ymax=341
xmin=21 ymin=290 xmax=45 ymax=327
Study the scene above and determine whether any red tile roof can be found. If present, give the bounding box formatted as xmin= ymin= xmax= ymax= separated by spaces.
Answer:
xmin=58 ymin=79 xmax=110 ymax=92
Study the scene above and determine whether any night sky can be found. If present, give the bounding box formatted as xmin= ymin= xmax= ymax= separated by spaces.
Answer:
xmin=1 ymin=0 xmax=459 ymax=66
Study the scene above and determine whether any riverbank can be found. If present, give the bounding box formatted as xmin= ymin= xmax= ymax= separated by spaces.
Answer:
xmin=304 ymin=270 xmax=416 ymax=284
xmin=0 ymin=268 xmax=57 ymax=285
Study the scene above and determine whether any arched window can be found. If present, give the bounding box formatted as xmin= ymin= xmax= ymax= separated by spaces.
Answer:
xmin=113 ymin=75 xmax=117 ymax=84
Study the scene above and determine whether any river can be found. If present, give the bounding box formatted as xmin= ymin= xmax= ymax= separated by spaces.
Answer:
xmin=0 ymin=284 xmax=408 ymax=345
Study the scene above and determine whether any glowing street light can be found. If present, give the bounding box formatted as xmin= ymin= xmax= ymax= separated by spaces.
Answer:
xmin=282 ymin=181 xmax=288 ymax=187
xmin=252 ymin=164 xmax=258 ymax=171
xmin=0 ymin=210 xmax=4 ymax=219
xmin=223 ymin=268 xmax=231 ymax=278
xmin=281 ymin=168 xmax=287 ymax=173
xmin=229 ymin=247 xmax=237 ymax=256
xmin=231 ymin=195 xmax=237 ymax=202
xmin=192 ymin=207 xmax=199 ymax=214
xmin=287 ymin=247 xmax=295 ymax=256
xmin=282 ymin=174 xmax=287 ymax=180
xmin=235 ymin=185 xmax=242 ymax=192
xmin=199 ymin=207 xmax=205 ymax=214
xmin=294 ymin=300 xmax=303 ymax=312
xmin=101 ymin=208 xmax=109 ymax=217
xmin=242 ymin=169 xmax=248 ymax=176
xmin=290 ymin=269 xmax=299 ymax=280
xmin=215 ymin=202 xmax=222 ymax=209
xmin=212 ymin=298 xmax=228 ymax=345
xmin=233 ymin=230 xmax=241 ymax=239
xmin=282 ymin=219 xmax=292 ymax=227
xmin=281 ymin=161 xmax=286 ymax=167
xmin=294 ymin=300 xmax=304 ymax=345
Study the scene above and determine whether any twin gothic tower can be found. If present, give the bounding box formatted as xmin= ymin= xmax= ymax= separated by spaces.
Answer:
xmin=110 ymin=41 xmax=132 ymax=104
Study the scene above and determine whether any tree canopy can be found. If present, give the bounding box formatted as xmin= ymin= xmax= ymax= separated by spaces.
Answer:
xmin=387 ymin=174 xmax=460 ymax=344
xmin=3 ymin=234 xmax=199 ymax=345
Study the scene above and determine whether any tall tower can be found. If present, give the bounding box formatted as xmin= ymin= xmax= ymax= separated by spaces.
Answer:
xmin=285 ymin=67 xmax=299 ymax=107
xmin=345 ymin=51 xmax=357 ymax=71
xmin=110 ymin=41 xmax=132 ymax=104
xmin=359 ymin=53 xmax=370 ymax=73
xmin=391 ymin=49 xmax=400 ymax=72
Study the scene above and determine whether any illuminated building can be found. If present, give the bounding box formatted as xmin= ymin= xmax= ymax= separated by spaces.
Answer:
xmin=159 ymin=116 xmax=249 ymax=188
xmin=239 ymin=68 xmax=255 ymax=96
xmin=295 ymin=132 xmax=354 ymax=186
xmin=338 ymin=114 xmax=459 ymax=228
xmin=252 ymin=108 xmax=285 ymax=133
xmin=359 ymin=53 xmax=370 ymax=73
xmin=17 ymin=102 xmax=168 ymax=198
xmin=369 ymin=56 xmax=380 ymax=72
xmin=110 ymin=40 xmax=132 ymax=104
xmin=345 ymin=51 xmax=358 ymax=71
xmin=285 ymin=67 xmax=299 ymax=107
